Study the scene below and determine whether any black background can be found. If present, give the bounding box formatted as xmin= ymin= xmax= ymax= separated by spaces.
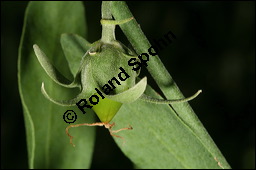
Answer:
xmin=1 ymin=1 xmax=255 ymax=169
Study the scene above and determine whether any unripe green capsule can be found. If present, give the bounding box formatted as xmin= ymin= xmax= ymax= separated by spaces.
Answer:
xmin=81 ymin=40 xmax=138 ymax=123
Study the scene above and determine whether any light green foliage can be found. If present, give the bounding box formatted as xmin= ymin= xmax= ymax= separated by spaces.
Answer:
xmin=18 ymin=1 xmax=231 ymax=169
xmin=111 ymin=1 xmax=231 ymax=169
xmin=18 ymin=2 xmax=95 ymax=168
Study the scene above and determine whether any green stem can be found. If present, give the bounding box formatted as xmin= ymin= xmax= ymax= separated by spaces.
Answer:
xmin=110 ymin=1 xmax=230 ymax=169
xmin=101 ymin=1 xmax=116 ymax=43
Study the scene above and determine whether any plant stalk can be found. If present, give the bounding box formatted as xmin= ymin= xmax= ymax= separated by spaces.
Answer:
xmin=101 ymin=1 xmax=116 ymax=43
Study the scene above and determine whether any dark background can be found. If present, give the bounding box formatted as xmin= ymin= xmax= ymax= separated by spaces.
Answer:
xmin=1 ymin=1 xmax=255 ymax=169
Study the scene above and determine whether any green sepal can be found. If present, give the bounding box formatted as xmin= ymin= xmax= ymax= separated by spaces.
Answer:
xmin=33 ymin=44 xmax=79 ymax=88
xmin=100 ymin=77 xmax=147 ymax=103
xmin=41 ymin=82 xmax=94 ymax=106
xmin=139 ymin=90 xmax=202 ymax=104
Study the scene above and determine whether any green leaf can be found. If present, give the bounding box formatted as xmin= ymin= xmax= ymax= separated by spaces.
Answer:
xmin=109 ymin=1 xmax=230 ymax=168
xmin=18 ymin=1 xmax=96 ymax=168
xmin=112 ymin=85 xmax=223 ymax=168
xmin=60 ymin=33 xmax=92 ymax=76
